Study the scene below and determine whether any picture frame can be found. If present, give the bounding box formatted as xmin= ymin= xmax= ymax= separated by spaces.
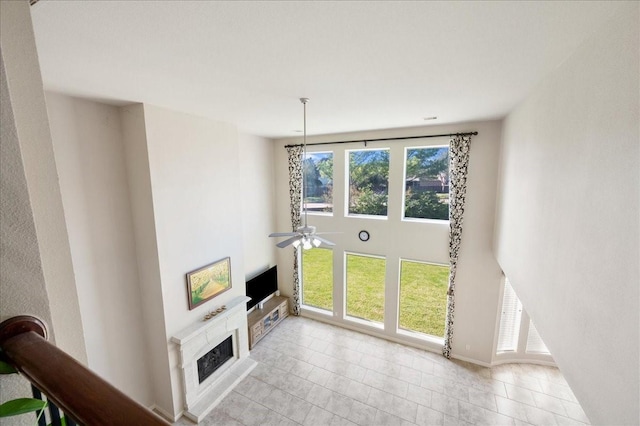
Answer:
xmin=186 ymin=257 xmax=232 ymax=310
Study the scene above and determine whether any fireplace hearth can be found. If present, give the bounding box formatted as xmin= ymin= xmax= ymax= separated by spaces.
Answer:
xmin=171 ymin=296 xmax=256 ymax=422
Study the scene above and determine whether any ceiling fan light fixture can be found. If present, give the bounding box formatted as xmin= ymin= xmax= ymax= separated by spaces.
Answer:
xmin=268 ymin=98 xmax=337 ymax=250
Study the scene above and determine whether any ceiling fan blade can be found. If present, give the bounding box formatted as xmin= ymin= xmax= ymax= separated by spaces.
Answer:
xmin=314 ymin=236 xmax=336 ymax=247
xmin=269 ymin=232 xmax=300 ymax=238
xmin=276 ymin=235 xmax=303 ymax=248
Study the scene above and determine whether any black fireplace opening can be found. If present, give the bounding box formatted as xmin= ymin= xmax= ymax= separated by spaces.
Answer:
xmin=197 ymin=336 xmax=233 ymax=384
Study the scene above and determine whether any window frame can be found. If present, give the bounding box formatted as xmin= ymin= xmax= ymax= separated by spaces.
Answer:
xmin=494 ymin=275 xmax=555 ymax=365
xmin=303 ymin=150 xmax=335 ymax=217
xmin=343 ymin=251 xmax=387 ymax=328
xmin=396 ymin=257 xmax=448 ymax=343
xmin=401 ymin=145 xmax=450 ymax=224
xmin=345 ymin=148 xmax=391 ymax=219
xmin=300 ymin=246 xmax=334 ymax=313
xmin=297 ymin=137 xmax=453 ymax=354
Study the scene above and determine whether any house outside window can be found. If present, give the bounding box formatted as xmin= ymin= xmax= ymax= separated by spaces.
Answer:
xmin=404 ymin=146 xmax=449 ymax=221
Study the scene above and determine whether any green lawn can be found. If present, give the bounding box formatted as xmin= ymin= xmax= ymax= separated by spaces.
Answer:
xmin=398 ymin=260 xmax=448 ymax=337
xmin=346 ymin=254 xmax=386 ymax=323
xmin=302 ymin=248 xmax=333 ymax=310
xmin=301 ymin=250 xmax=449 ymax=337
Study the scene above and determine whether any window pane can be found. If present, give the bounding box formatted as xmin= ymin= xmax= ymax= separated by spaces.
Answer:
xmin=348 ymin=149 xmax=389 ymax=216
xmin=404 ymin=147 xmax=449 ymax=220
xmin=398 ymin=260 xmax=448 ymax=337
xmin=346 ymin=254 xmax=385 ymax=324
xmin=304 ymin=152 xmax=333 ymax=213
xmin=302 ymin=248 xmax=333 ymax=311
xmin=497 ymin=278 xmax=523 ymax=352
xmin=526 ymin=319 xmax=550 ymax=354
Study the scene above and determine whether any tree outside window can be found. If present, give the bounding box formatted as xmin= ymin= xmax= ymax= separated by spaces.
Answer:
xmin=404 ymin=147 xmax=449 ymax=220
xmin=348 ymin=149 xmax=389 ymax=216
xmin=303 ymin=152 xmax=333 ymax=213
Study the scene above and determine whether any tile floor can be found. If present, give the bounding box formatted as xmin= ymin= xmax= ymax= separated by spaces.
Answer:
xmin=175 ymin=316 xmax=589 ymax=426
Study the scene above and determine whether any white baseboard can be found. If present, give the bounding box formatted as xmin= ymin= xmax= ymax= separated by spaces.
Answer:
xmin=491 ymin=357 xmax=557 ymax=367
xmin=150 ymin=404 xmax=180 ymax=423
xmin=450 ymin=353 xmax=492 ymax=367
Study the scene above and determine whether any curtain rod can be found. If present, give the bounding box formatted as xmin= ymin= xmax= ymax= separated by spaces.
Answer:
xmin=284 ymin=131 xmax=478 ymax=148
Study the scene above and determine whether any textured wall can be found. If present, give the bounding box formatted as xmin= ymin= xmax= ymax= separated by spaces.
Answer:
xmin=494 ymin=5 xmax=639 ymax=424
xmin=0 ymin=41 xmax=54 ymax=426
xmin=0 ymin=0 xmax=86 ymax=363
xmin=0 ymin=42 xmax=52 ymax=344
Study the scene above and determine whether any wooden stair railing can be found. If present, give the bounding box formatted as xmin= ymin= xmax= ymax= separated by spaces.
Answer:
xmin=0 ymin=316 xmax=170 ymax=425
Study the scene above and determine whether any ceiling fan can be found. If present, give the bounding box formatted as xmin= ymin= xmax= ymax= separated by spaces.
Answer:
xmin=269 ymin=98 xmax=336 ymax=250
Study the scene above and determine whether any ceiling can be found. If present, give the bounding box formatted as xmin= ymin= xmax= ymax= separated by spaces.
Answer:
xmin=31 ymin=1 xmax=622 ymax=138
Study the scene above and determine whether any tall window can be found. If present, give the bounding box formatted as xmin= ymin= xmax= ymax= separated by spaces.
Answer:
xmin=398 ymin=260 xmax=448 ymax=337
xmin=301 ymin=248 xmax=333 ymax=311
xmin=497 ymin=278 xmax=523 ymax=352
xmin=297 ymin=140 xmax=455 ymax=349
xmin=345 ymin=253 xmax=385 ymax=324
xmin=348 ymin=149 xmax=389 ymax=217
xmin=303 ymin=152 xmax=333 ymax=213
xmin=404 ymin=147 xmax=449 ymax=220
xmin=526 ymin=319 xmax=550 ymax=354
xmin=497 ymin=277 xmax=552 ymax=358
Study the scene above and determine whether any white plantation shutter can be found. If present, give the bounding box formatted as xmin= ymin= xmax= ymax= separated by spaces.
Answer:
xmin=497 ymin=278 xmax=522 ymax=352
xmin=526 ymin=319 xmax=550 ymax=354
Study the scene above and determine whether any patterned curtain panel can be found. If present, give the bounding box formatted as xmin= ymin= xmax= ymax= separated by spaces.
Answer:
xmin=443 ymin=134 xmax=472 ymax=359
xmin=286 ymin=145 xmax=304 ymax=315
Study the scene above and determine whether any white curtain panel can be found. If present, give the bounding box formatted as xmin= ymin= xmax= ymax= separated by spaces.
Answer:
xmin=443 ymin=134 xmax=472 ymax=359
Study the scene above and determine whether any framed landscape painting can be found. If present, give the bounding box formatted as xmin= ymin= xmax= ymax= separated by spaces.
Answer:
xmin=186 ymin=257 xmax=231 ymax=310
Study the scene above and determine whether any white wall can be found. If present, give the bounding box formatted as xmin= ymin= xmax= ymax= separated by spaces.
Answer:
xmin=238 ymin=133 xmax=277 ymax=278
xmin=45 ymin=93 xmax=153 ymax=405
xmin=140 ymin=105 xmax=247 ymax=417
xmin=494 ymin=5 xmax=639 ymax=425
xmin=120 ymin=104 xmax=173 ymax=415
xmin=34 ymin=96 xmax=277 ymax=419
xmin=274 ymin=120 xmax=503 ymax=364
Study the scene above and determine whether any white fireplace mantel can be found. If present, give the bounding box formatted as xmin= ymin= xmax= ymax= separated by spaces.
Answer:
xmin=171 ymin=295 xmax=256 ymax=422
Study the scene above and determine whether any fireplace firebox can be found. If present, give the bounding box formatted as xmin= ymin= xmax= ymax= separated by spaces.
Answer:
xmin=197 ymin=336 xmax=233 ymax=383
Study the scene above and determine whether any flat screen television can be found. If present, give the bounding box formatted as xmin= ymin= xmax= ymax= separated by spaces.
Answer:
xmin=245 ymin=265 xmax=278 ymax=311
